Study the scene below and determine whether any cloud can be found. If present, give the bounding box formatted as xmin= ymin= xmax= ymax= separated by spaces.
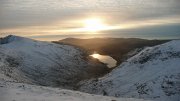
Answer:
xmin=0 ymin=0 xmax=180 ymax=38
xmin=28 ymin=23 xmax=180 ymax=41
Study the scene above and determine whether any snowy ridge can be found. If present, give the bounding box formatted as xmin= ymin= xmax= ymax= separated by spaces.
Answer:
xmin=79 ymin=40 xmax=180 ymax=101
xmin=0 ymin=35 xmax=106 ymax=88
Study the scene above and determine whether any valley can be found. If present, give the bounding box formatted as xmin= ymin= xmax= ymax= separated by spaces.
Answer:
xmin=0 ymin=35 xmax=179 ymax=101
xmin=56 ymin=38 xmax=169 ymax=65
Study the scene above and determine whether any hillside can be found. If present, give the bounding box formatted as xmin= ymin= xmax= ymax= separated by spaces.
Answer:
xmin=0 ymin=35 xmax=107 ymax=89
xmin=0 ymin=76 xmax=151 ymax=101
xmin=79 ymin=40 xmax=180 ymax=101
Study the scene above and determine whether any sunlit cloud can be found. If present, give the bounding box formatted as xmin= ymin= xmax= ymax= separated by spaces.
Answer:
xmin=0 ymin=0 xmax=180 ymax=40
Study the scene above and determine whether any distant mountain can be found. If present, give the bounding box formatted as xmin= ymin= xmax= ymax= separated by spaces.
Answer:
xmin=0 ymin=35 xmax=107 ymax=88
xmin=57 ymin=38 xmax=169 ymax=65
xmin=79 ymin=40 xmax=180 ymax=101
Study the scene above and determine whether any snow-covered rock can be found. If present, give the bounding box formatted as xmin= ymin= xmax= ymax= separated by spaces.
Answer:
xmin=79 ymin=40 xmax=180 ymax=101
xmin=0 ymin=35 xmax=106 ymax=88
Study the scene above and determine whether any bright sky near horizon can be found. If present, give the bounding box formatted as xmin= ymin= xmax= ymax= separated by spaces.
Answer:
xmin=0 ymin=0 xmax=180 ymax=40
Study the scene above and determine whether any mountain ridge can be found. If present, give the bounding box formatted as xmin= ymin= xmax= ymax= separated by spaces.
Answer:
xmin=0 ymin=35 xmax=108 ymax=88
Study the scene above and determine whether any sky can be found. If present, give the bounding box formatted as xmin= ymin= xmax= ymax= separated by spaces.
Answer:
xmin=0 ymin=0 xmax=180 ymax=40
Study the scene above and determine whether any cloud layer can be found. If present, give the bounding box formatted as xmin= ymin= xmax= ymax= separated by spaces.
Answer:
xmin=0 ymin=0 xmax=180 ymax=39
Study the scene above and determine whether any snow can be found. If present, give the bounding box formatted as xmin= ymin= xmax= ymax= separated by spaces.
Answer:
xmin=0 ymin=35 xmax=179 ymax=101
xmin=0 ymin=35 xmax=105 ymax=88
xmin=0 ymin=80 xmax=152 ymax=101
xmin=1 ymin=35 xmax=149 ymax=101
xmin=79 ymin=40 xmax=180 ymax=101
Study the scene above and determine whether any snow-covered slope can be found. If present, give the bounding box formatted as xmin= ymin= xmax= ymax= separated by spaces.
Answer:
xmin=0 ymin=79 xmax=151 ymax=101
xmin=79 ymin=40 xmax=180 ymax=101
xmin=0 ymin=35 xmax=106 ymax=88
xmin=0 ymin=35 xmax=152 ymax=101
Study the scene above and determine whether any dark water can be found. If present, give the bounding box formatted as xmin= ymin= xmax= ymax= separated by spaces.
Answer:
xmin=90 ymin=53 xmax=117 ymax=68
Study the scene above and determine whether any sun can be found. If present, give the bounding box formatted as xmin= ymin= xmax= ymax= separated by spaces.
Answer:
xmin=63 ymin=17 xmax=119 ymax=33
xmin=84 ymin=18 xmax=107 ymax=32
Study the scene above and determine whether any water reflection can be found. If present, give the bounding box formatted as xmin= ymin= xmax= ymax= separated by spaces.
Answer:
xmin=90 ymin=53 xmax=117 ymax=68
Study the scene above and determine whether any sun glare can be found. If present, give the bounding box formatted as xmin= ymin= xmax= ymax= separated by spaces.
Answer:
xmin=59 ymin=17 xmax=120 ymax=33
xmin=84 ymin=18 xmax=107 ymax=32
xmin=91 ymin=53 xmax=100 ymax=58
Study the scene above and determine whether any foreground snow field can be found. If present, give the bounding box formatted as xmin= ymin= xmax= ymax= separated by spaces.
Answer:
xmin=0 ymin=67 xmax=148 ymax=101
xmin=79 ymin=40 xmax=180 ymax=101
xmin=0 ymin=79 xmax=151 ymax=101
